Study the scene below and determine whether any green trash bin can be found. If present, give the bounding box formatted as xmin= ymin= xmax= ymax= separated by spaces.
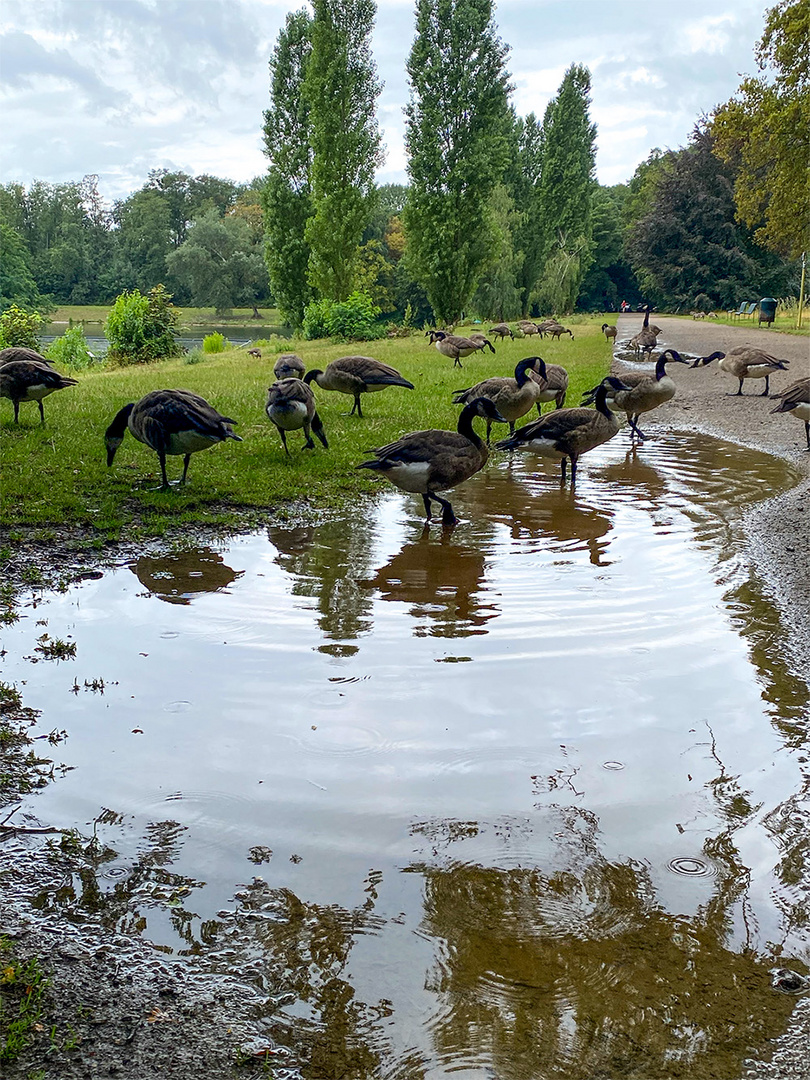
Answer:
xmin=758 ymin=297 xmax=777 ymax=326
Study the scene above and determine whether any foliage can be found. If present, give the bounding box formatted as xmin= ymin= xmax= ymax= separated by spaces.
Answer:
xmin=507 ymin=112 xmax=545 ymax=315
xmin=302 ymin=291 xmax=383 ymax=340
xmin=202 ymin=332 xmax=227 ymax=353
xmin=403 ymin=0 xmax=512 ymax=324
xmin=45 ymin=324 xmax=95 ymax=369
xmin=0 ymin=938 xmax=49 ymax=1064
xmin=577 ymin=185 xmax=641 ymax=311
xmin=624 ymin=126 xmax=792 ymax=310
xmin=166 ymin=210 xmax=269 ymax=315
xmin=104 ymin=285 xmax=182 ymax=365
xmin=712 ymin=0 xmax=810 ymax=258
xmin=536 ymin=65 xmax=597 ymax=311
xmin=0 ymin=304 xmax=41 ymax=349
xmin=473 ymin=184 xmax=523 ymax=320
xmin=262 ymin=8 xmax=315 ymax=328
xmin=303 ymin=0 xmax=383 ymax=300
xmin=0 ymin=223 xmax=42 ymax=311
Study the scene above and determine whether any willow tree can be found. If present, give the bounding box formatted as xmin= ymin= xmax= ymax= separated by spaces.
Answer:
xmin=536 ymin=65 xmax=597 ymax=313
xmin=303 ymin=0 xmax=383 ymax=300
xmin=262 ymin=9 xmax=314 ymax=327
xmin=403 ymin=0 xmax=512 ymax=324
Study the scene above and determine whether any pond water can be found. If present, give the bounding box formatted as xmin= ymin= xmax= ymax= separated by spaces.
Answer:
xmin=5 ymin=432 xmax=809 ymax=1078
xmin=41 ymin=320 xmax=292 ymax=354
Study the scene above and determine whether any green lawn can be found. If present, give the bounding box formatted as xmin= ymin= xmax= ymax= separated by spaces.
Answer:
xmin=1 ymin=320 xmax=612 ymax=544
xmin=672 ymin=310 xmax=809 ymax=336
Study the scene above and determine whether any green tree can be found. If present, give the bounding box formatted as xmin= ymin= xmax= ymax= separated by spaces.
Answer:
xmin=303 ymin=0 xmax=383 ymax=300
xmin=403 ymin=0 xmax=512 ymax=324
xmin=262 ymin=8 xmax=315 ymax=327
xmin=712 ymin=0 xmax=809 ymax=258
xmin=0 ymin=223 xmax=42 ymax=311
xmin=473 ymin=184 xmax=523 ymax=320
xmin=536 ymin=65 xmax=597 ymax=312
xmin=166 ymin=210 xmax=269 ymax=314
xmin=508 ymin=111 xmax=545 ymax=316
xmin=105 ymin=284 xmax=182 ymax=365
xmin=0 ymin=303 xmax=42 ymax=349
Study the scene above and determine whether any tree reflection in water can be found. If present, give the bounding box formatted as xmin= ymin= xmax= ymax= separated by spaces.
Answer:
xmin=130 ymin=548 xmax=243 ymax=605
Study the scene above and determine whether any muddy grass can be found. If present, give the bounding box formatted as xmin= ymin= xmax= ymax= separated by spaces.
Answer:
xmin=2 ymin=317 xmax=809 ymax=1080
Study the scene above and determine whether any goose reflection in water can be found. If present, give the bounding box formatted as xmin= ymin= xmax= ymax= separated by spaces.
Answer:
xmin=131 ymin=548 xmax=243 ymax=604
xmin=361 ymin=525 xmax=497 ymax=638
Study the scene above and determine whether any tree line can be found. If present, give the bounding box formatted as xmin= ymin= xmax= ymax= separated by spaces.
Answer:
xmin=0 ymin=0 xmax=804 ymax=328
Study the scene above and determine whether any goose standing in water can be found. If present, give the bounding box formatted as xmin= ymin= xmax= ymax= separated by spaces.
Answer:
xmin=771 ymin=378 xmax=810 ymax=448
xmin=357 ymin=397 xmax=505 ymax=526
xmin=582 ymin=348 xmax=690 ymax=441
xmin=105 ymin=389 xmax=242 ymax=490
xmin=265 ymin=377 xmax=328 ymax=455
xmin=495 ymin=376 xmax=632 ymax=485
xmin=304 ymin=356 xmax=414 ymax=417
xmin=452 ymin=357 xmax=543 ymax=442
xmin=0 ymin=360 xmax=77 ymax=423
xmin=693 ymin=347 xmax=790 ymax=396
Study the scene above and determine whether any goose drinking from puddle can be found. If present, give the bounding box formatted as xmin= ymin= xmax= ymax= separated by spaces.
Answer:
xmin=105 ymin=389 xmax=242 ymax=490
xmin=495 ymin=376 xmax=631 ymax=485
xmin=357 ymin=397 xmax=505 ymax=526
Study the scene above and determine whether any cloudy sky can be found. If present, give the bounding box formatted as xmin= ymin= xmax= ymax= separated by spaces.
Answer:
xmin=0 ymin=0 xmax=767 ymax=205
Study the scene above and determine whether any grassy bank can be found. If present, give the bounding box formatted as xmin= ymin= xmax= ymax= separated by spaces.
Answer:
xmin=1 ymin=321 xmax=611 ymax=544
xmin=671 ymin=310 xmax=810 ymax=336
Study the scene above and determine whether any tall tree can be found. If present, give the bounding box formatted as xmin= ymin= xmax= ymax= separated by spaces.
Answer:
xmin=712 ymin=0 xmax=809 ymax=258
xmin=536 ymin=65 xmax=597 ymax=312
xmin=262 ymin=8 xmax=315 ymax=326
xmin=507 ymin=111 xmax=545 ymax=316
xmin=403 ymin=0 xmax=512 ymax=324
xmin=303 ymin=0 xmax=383 ymax=300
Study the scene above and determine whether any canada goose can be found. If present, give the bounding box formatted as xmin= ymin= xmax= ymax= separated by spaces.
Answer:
xmin=303 ymin=356 xmax=414 ymax=416
xmin=273 ymin=353 xmax=306 ymax=380
xmin=534 ymin=320 xmax=562 ymax=338
xmin=771 ymin=377 xmax=810 ymax=449
xmin=427 ymin=331 xmax=493 ymax=367
xmin=0 ymin=346 xmax=53 ymax=368
xmin=468 ymin=332 xmax=496 ymax=353
xmin=489 ymin=323 xmax=514 ymax=340
xmin=357 ymin=397 xmax=505 ymax=526
xmin=629 ymin=307 xmax=658 ymax=356
xmin=694 ymin=347 xmax=790 ymax=396
xmin=547 ymin=324 xmax=574 ymax=340
xmin=527 ymin=356 xmax=569 ymax=412
xmin=247 ymin=347 xmax=262 ymax=359
xmin=495 ymin=376 xmax=632 ymax=485
xmin=452 ymin=357 xmax=543 ymax=441
xmin=0 ymin=360 xmax=77 ymax=423
xmin=265 ymin=377 xmax=328 ymax=454
xmin=517 ymin=321 xmax=541 ymax=337
xmin=601 ymin=323 xmax=617 ymax=344
xmin=105 ymin=389 xmax=242 ymax=490
xmin=582 ymin=348 xmax=690 ymax=441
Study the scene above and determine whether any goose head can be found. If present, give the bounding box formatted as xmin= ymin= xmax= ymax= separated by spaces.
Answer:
xmin=691 ymin=351 xmax=725 ymax=368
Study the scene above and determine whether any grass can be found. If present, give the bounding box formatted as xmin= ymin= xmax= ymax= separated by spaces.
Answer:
xmin=0 ymin=319 xmax=612 ymax=541
xmin=673 ymin=309 xmax=809 ymax=336
xmin=0 ymin=939 xmax=49 ymax=1065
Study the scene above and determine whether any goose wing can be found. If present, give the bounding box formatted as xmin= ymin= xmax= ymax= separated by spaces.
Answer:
xmin=333 ymin=356 xmax=414 ymax=387
xmin=266 ymin=378 xmax=313 ymax=406
xmin=497 ymin=407 xmax=598 ymax=450
xmin=136 ymin=390 xmax=240 ymax=438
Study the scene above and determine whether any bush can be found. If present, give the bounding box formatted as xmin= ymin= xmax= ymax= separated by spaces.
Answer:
xmin=105 ymin=285 xmax=182 ymax=365
xmin=183 ymin=347 xmax=206 ymax=365
xmin=202 ymin=332 xmax=227 ymax=353
xmin=0 ymin=304 xmax=41 ymax=350
xmin=302 ymin=292 xmax=384 ymax=341
xmin=45 ymin=324 xmax=96 ymax=369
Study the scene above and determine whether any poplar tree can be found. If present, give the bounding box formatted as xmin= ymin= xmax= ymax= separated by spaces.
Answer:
xmin=403 ymin=0 xmax=512 ymax=324
xmin=262 ymin=9 xmax=314 ymax=327
xmin=536 ymin=65 xmax=597 ymax=313
xmin=304 ymin=0 xmax=383 ymax=300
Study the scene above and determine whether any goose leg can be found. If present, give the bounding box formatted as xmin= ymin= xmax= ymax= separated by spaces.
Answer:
xmin=486 ymin=418 xmax=492 ymax=445
xmin=278 ymin=429 xmax=290 ymax=455
xmin=157 ymin=451 xmax=171 ymax=491
xmin=38 ymin=401 xmax=46 ymax=425
xmin=355 ymin=395 xmax=364 ymax=418
xmin=13 ymin=401 xmax=20 ymax=423
xmin=805 ymin=421 xmax=810 ymax=450
xmin=560 ymin=458 xmax=567 ymax=485
xmin=422 ymin=494 xmax=433 ymax=522
xmin=570 ymin=454 xmax=579 ymax=486
xmin=629 ymin=415 xmax=647 ymax=441
xmin=302 ymin=420 xmax=315 ymax=450
xmin=761 ymin=376 xmax=770 ymax=397
xmin=736 ymin=379 xmax=744 ymax=395
xmin=433 ymin=494 xmax=458 ymax=527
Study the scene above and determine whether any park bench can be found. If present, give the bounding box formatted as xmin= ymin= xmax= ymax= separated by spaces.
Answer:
xmin=730 ymin=302 xmax=757 ymax=319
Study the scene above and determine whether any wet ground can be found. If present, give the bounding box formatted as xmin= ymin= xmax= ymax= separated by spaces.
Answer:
xmin=3 ymin=424 xmax=810 ymax=1079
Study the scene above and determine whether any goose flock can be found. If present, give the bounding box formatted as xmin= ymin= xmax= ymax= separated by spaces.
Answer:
xmin=0 ymin=320 xmax=802 ymax=525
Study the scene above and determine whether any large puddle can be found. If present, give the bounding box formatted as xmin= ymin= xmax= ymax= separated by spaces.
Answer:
xmin=4 ymin=431 xmax=810 ymax=1078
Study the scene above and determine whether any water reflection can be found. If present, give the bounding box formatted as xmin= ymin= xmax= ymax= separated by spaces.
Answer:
xmin=131 ymin=548 xmax=243 ymax=605
xmin=360 ymin=525 xmax=496 ymax=637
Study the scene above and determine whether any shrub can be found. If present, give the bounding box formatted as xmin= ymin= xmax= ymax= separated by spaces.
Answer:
xmin=105 ymin=284 xmax=182 ymax=365
xmin=202 ymin=332 xmax=226 ymax=353
xmin=302 ymin=291 xmax=384 ymax=341
xmin=183 ymin=347 xmax=206 ymax=365
xmin=0 ymin=304 xmax=41 ymax=350
xmin=45 ymin=325 xmax=95 ymax=369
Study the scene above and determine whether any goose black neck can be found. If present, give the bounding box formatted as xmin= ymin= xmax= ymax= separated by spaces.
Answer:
xmin=457 ymin=403 xmax=486 ymax=449
xmin=594 ymin=384 xmax=614 ymax=418
xmin=106 ymin=402 xmax=134 ymax=438
xmin=526 ymin=355 xmax=546 ymax=380
xmin=642 ymin=307 xmax=650 ymax=328
xmin=303 ymin=370 xmax=321 ymax=385
xmin=514 ymin=358 xmax=535 ymax=386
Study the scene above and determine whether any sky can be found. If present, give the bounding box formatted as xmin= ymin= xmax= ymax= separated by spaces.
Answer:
xmin=0 ymin=0 xmax=769 ymax=206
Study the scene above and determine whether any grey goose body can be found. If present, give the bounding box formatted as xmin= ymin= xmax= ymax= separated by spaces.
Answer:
xmin=304 ymin=356 xmax=413 ymax=416
xmin=265 ymin=377 xmax=328 ymax=454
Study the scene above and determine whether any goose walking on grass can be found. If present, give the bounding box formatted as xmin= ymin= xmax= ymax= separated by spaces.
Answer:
xmin=105 ymin=389 xmax=242 ymax=490
xmin=693 ymin=347 xmax=790 ymax=396
xmin=428 ymin=330 xmax=495 ymax=367
xmin=304 ymin=356 xmax=414 ymax=417
xmin=274 ymin=353 xmax=306 ymax=380
xmin=771 ymin=378 xmax=810 ymax=449
xmin=357 ymin=397 xmax=505 ymax=527
xmin=265 ymin=377 xmax=328 ymax=455
xmin=452 ymin=357 xmax=543 ymax=442
xmin=601 ymin=323 xmax=617 ymax=345
xmin=495 ymin=376 xmax=632 ymax=486
xmin=489 ymin=323 xmax=514 ymax=340
xmin=581 ymin=348 xmax=690 ymax=441
xmin=0 ymin=360 xmax=77 ymax=424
